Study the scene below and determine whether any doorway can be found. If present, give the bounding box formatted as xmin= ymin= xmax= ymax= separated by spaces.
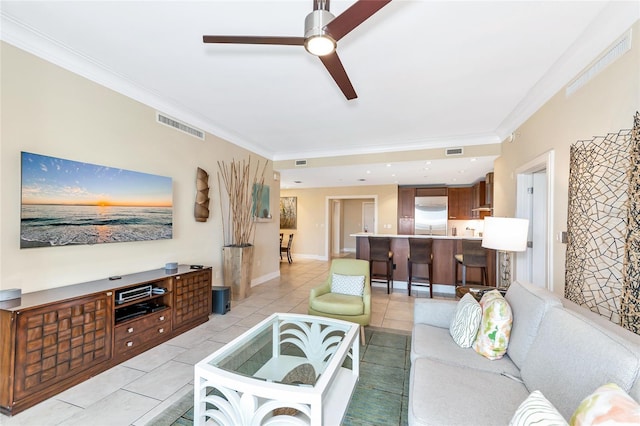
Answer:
xmin=326 ymin=195 xmax=378 ymax=260
xmin=363 ymin=202 xmax=375 ymax=233
xmin=515 ymin=150 xmax=554 ymax=290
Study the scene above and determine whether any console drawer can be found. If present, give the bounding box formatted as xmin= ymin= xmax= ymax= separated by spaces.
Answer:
xmin=115 ymin=323 xmax=170 ymax=353
xmin=114 ymin=309 xmax=170 ymax=342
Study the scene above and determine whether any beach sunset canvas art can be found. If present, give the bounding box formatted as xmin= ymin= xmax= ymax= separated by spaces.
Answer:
xmin=21 ymin=152 xmax=173 ymax=248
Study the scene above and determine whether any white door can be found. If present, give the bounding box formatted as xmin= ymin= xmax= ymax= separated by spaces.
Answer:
xmin=363 ymin=202 xmax=375 ymax=233
xmin=515 ymin=150 xmax=554 ymax=290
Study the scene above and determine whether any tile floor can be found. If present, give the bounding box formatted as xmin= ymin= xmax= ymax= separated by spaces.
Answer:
xmin=1 ymin=258 xmax=442 ymax=426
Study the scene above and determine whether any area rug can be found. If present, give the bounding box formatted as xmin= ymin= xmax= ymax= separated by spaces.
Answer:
xmin=148 ymin=327 xmax=411 ymax=426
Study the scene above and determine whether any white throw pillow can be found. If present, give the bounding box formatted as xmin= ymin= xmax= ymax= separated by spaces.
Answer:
xmin=331 ymin=273 xmax=365 ymax=296
xmin=449 ymin=293 xmax=482 ymax=348
xmin=510 ymin=390 xmax=568 ymax=426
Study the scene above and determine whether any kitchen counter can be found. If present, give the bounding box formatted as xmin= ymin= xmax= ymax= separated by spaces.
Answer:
xmin=350 ymin=233 xmax=482 ymax=240
xmin=353 ymin=234 xmax=495 ymax=287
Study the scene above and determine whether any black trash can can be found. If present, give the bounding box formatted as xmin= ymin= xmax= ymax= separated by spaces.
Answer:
xmin=212 ymin=286 xmax=231 ymax=315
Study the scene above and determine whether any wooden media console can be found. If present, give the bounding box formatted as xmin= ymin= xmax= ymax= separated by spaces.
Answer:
xmin=0 ymin=265 xmax=211 ymax=416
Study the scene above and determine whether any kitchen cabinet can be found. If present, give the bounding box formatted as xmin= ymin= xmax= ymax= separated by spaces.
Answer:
xmin=415 ymin=187 xmax=447 ymax=197
xmin=398 ymin=187 xmax=416 ymax=234
xmin=471 ymin=180 xmax=488 ymax=219
xmin=485 ymin=172 xmax=494 ymax=207
xmin=448 ymin=187 xmax=474 ymax=220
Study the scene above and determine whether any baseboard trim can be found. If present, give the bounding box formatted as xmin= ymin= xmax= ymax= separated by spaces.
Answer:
xmin=371 ymin=280 xmax=455 ymax=296
xmin=251 ymin=270 xmax=280 ymax=287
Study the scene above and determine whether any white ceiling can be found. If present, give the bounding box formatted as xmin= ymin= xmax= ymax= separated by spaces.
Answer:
xmin=2 ymin=1 xmax=637 ymax=188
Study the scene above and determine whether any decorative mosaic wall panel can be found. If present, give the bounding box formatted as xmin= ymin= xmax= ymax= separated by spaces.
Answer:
xmin=565 ymin=112 xmax=639 ymax=335
xmin=621 ymin=112 xmax=640 ymax=334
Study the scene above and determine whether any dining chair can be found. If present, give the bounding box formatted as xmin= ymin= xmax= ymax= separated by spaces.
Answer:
xmin=280 ymin=233 xmax=294 ymax=263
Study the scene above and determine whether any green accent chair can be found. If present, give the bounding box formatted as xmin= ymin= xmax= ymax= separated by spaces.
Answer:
xmin=308 ymin=259 xmax=371 ymax=345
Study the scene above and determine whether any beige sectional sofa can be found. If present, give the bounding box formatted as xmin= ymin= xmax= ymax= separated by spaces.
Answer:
xmin=408 ymin=280 xmax=640 ymax=425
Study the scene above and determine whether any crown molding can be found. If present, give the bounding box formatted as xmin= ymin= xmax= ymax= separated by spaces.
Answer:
xmin=495 ymin=2 xmax=640 ymax=139
xmin=272 ymin=132 xmax=501 ymax=161
xmin=0 ymin=11 xmax=273 ymax=159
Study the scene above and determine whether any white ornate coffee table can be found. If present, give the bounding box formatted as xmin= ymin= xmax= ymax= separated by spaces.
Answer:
xmin=194 ymin=313 xmax=360 ymax=426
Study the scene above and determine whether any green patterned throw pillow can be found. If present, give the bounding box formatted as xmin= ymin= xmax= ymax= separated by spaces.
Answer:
xmin=472 ymin=289 xmax=513 ymax=360
xmin=449 ymin=293 xmax=482 ymax=348
xmin=510 ymin=390 xmax=568 ymax=426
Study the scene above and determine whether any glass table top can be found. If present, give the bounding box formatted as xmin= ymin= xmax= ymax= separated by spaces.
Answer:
xmin=205 ymin=313 xmax=358 ymax=387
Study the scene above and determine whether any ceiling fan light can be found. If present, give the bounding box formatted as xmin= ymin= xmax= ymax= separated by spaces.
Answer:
xmin=305 ymin=35 xmax=336 ymax=56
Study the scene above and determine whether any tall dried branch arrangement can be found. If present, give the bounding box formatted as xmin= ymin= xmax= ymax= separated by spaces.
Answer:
xmin=217 ymin=157 xmax=268 ymax=247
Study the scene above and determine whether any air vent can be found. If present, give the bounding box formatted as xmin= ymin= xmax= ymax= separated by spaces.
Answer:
xmin=295 ymin=159 xmax=308 ymax=167
xmin=566 ymin=30 xmax=632 ymax=97
xmin=445 ymin=147 xmax=464 ymax=156
xmin=156 ymin=112 xmax=205 ymax=140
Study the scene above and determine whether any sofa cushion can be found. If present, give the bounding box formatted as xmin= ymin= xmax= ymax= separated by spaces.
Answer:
xmin=473 ymin=290 xmax=513 ymax=360
xmin=414 ymin=298 xmax=458 ymax=328
xmin=509 ymin=390 xmax=567 ymax=426
xmin=309 ymin=293 xmax=364 ymax=316
xmin=409 ymin=357 xmax=530 ymax=426
xmin=449 ymin=293 xmax=482 ymax=348
xmin=411 ymin=323 xmax=521 ymax=377
xmin=505 ymin=281 xmax=562 ymax=368
xmin=330 ymin=273 xmax=365 ymax=296
xmin=570 ymin=383 xmax=640 ymax=426
xmin=520 ymin=307 xmax=640 ymax=419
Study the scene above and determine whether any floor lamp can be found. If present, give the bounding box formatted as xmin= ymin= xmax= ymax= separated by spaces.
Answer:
xmin=481 ymin=217 xmax=529 ymax=289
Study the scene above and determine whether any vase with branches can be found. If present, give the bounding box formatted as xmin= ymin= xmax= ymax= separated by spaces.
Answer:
xmin=217 ymin=157 xmax=268 ymax=247
xmin=217 ymin=157 xmax=268 ymax=299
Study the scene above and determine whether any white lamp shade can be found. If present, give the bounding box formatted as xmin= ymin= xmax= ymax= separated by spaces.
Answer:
xmin=482 ymin=217 xmax=529 ymax=252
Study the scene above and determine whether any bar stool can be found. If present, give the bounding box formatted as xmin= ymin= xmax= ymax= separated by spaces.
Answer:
xmin=407 ymin=238 xmax=434 ymax=297
xmin=368 ymin=236 xmax=394 ymax=294
xmin=454 ymin=239 xmax=488 ymax=286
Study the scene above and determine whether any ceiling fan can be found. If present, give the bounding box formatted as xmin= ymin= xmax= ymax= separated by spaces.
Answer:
xmin=203 ymin=0 xmax=392 ymax=100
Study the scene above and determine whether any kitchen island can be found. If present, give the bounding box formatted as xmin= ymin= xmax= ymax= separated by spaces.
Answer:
xmin=353 ymin=234 xmax=496 ymax=289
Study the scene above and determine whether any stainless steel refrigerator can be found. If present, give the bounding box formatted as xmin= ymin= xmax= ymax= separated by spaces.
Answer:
xmin=414 ymin=196 xmax=448 ymax=236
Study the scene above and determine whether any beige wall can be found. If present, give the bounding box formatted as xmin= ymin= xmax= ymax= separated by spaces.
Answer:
xmin=1 ymin=42 xmax=280 ymax=293
xmin=342 ymin=199 xmax=374 ymax=252
xmin=494 ymin=20 xmax=640 ymax=296
xmin=280 ymin=185 xmax=397 ymax=259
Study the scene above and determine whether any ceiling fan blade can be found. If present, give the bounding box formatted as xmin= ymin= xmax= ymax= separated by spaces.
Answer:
xmin=324 ymin=0 xmax=391 ymax=41
xmin=319 ymin=52 xmax=357 ymax=100
xmin=203 ymin=35 xmax=305 ymax=46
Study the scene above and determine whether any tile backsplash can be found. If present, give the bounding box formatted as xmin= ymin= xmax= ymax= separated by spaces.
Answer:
xmin=447 ymin=220 xmax=485 ymax=237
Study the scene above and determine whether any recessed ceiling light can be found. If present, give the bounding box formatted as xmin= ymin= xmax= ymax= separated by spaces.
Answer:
xmin=424 ymin=167 xmax=430 ymax=171
xmin=425 ymin=161 xmax=432 ymax=165
xmin=366 ymin=170 xmax=371 ymax=174
xmin=458 ymin=170 xmax=466 ymax=174
xmin=391 ymin=173 xmax=396 ymax=177
xmin=470 ymin=158 xmax=477 ymax=162
xmin=386 ymin=164 xmax=391 ymax=167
